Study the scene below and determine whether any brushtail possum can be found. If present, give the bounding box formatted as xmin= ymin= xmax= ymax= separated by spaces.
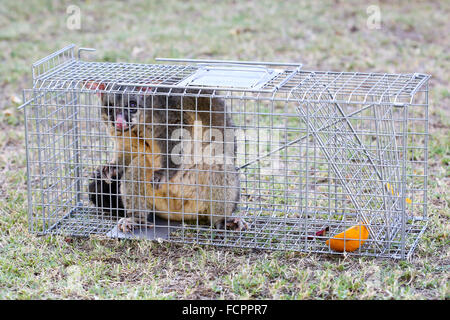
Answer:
xmin=87 ymin=82 xmax=247 ymax=233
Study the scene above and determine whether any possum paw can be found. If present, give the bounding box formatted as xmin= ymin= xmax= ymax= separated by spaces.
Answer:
xmin=151 ymin=170 xmax=167 ymax=189
xmin=217 ymin=217 xmax=249 ymax=231
xmin=226 ymin=218 xmax=249 ymax=231
xmin=118 ymin=217 xmax=134 ymax=233
xmin=118 ymin=217 xmax=153 ymax=233
xmin=101 ymin=164 xmax=123 ymax=184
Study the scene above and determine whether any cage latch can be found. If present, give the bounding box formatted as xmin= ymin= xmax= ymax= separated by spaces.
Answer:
xmin=176 ymin=64 xmax=283 ymax=89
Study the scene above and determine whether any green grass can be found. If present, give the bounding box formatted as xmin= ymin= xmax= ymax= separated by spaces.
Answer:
xmin=0 ymin=0 xmax=449 ymax=299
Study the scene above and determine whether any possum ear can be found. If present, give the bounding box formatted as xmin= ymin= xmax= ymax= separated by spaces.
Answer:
xmin=84 ymin=81 xmax=106 ymax=96
xmin=135 ymin=86 xmax=153 ymax=93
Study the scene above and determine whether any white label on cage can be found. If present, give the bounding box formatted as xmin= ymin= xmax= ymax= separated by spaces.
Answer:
xmin=177 ymin=65 xmax=283 ymax=89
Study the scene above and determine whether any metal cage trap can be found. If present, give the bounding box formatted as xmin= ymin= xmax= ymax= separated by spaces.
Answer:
xmin=20 ymin=44 xmax=430 ymax=259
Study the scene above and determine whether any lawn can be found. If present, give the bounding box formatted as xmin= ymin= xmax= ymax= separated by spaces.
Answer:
xmin=0 ymin=0 xmax=448 ymax=299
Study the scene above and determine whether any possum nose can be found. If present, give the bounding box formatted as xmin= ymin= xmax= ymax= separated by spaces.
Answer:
xmin=115 ymin=114 xmax=128 ymax=130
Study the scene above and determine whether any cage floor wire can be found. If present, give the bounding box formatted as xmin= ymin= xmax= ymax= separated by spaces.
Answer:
xmin=40 ymin=205 xmax=426 ymax=259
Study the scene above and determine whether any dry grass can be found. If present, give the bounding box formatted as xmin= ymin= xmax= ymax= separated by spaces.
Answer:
xmin=0 ymin=0 xmax=448 ymax=299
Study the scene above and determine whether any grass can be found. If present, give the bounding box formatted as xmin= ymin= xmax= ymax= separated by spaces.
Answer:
xmin=0 ymin=0 xmax=449 ymax=299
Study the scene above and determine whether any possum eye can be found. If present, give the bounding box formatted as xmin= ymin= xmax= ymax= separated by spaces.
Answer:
xmin=129 ymin=101 xmax=138 ymax=114
xmin=129 ymin=101 xmax=137 ymax=109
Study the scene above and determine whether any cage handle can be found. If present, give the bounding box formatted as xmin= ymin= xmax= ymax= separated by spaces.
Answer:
xmin=197 ymin=64 xmax=274 ymax=74
xmin=77 ymin=47 xmax=96 ymax=59
xmin=155 ymin=57 xmax=302 ymax=68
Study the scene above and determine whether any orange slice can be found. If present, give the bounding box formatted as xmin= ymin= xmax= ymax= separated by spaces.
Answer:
xmin=326 ymin=224 xmax=369 ymax=252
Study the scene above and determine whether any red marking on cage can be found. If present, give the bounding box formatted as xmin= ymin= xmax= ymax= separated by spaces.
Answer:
xmin=307 ymin=226 xmax=329 ymax=240
xmin=316 ymin=226 xmax=329 ymax=237
xmin=64 ymin=237 xmax=73 ymax=243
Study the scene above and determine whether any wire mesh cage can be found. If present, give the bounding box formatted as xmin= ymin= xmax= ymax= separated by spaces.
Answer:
xmin=20 ymin=44 xmax=430 ymax=259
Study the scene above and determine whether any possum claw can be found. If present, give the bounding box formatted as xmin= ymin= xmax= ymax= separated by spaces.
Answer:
xmin=118 ymin=217 xmax=134 ymax=233
xmin=216 ymin=217 xmax=249 ymax=231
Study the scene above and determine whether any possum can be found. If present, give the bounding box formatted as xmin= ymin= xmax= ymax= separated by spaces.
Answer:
xmin=88 ymin=165 xmax=125 ymax=217
xmin=87 ymin=82 xmax=247 ymax=233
